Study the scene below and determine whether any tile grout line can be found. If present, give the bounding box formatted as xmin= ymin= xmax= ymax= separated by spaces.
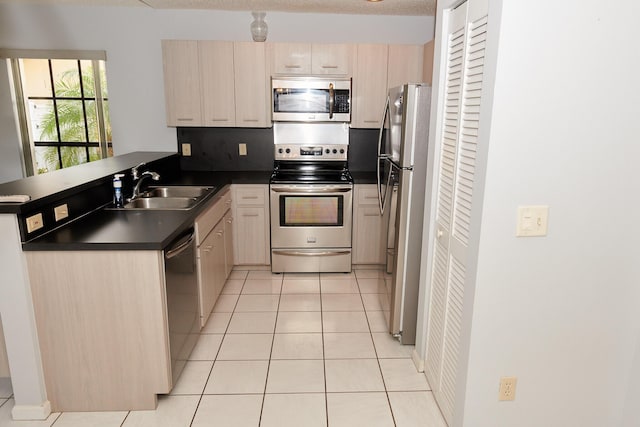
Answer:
xmin=257 ymin=271 xmax=283 ymax=426
xmin=190 ymin=270 xmax=248 ymax=427
xmin=319 ymin=274 xmax=329 ymax=427
xmin=357 ymin=272 xmax=399 ymax=427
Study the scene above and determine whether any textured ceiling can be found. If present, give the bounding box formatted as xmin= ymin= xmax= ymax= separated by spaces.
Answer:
xmin=3 ymin=0 xmax=436 ymax=15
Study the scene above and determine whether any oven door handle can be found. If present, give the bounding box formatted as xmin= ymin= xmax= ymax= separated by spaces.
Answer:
xmin=272 ymin=250 xmax=351 ymax=257
xmin=270 ymin=186 xmax=352 ymax=193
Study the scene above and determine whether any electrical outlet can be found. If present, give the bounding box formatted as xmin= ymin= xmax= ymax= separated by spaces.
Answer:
xmin=516 ymin=205 xmax=549 ymax=237
xmin=238 ymin=143 xmax=247 ymax=156
xmin=26 ymin=213 xmax=44 ymax=233
xmin=54 ymin=204 xmax=69 ymax=221
xmin=499 ymin=376 xmax=517 ymax=401
xmin=181 ymin=143 xmax=192 ymax=156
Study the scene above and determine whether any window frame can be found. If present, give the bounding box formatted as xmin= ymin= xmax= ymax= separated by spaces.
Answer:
xmin=0 ymin=49 xmax=111 ymax=176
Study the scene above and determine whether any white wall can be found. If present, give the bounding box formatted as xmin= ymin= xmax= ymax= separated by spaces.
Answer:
xmin=460 ymin=1 xmax=640 ymax=426
xmin=0 ymin=3 xmax=434 ymax=176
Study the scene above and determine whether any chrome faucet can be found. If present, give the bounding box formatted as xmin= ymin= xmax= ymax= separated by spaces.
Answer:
xmin=130 ymin=163 xmax=160 ymax=200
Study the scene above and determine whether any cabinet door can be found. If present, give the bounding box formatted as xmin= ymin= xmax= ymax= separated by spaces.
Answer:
xmin=311 ymin=44 xmax=354 ymax=75
xmin=233 ymin=207 xmax=267 ymax=265
xmin=271 ymin=42 xmax=311 ymax=74
xmin=352 ymin=185 xmax=386 ymax=264
xmin=234 ymin=42 xmax=270 ymax=127
xmin=198 ymin=229 xmax=218 ymax=327
xmin=212 ymin=222 xmax=226 ymax=301
xmin=387 ymin=44 xmax=424 ymax=89
xmin=352 ymin=44 xmax=388 ymax=128
xmin=223 ymin=210 xmax=234 ymax=278
xmin=199 ymin=41 xmax=236 ymax=127
xmin=232 ymin=185 xmax=269 ymax=265
xmin=161 ymin=40 xmax=202 ymax=126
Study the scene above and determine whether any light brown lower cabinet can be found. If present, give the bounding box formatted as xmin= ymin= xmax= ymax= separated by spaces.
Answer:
xmin=195 ymin=186 xmax=232 ymax=327
xmin=25 ymin=250 xmax=172 ymax=412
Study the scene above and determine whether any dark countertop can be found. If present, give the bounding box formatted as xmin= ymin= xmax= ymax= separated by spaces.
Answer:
xmin=21 ymin=170 xmax=272 ymax=251
xmin=8 ymin=149 xmax=374 ymax=251
xmin=0 ymin=152 xmax=176 ymax=214
xmin=351 ymin=171 xmax=377 ymax=184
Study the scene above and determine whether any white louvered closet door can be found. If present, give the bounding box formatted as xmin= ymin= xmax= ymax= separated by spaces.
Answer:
xmin=425 ymin=0 xmax=489 ymax=424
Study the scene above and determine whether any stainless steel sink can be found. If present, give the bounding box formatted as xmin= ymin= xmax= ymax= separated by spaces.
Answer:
xmin=124 ymin=197 xmax=199 ymax=210
xmin=143 ymin=186 xmax=214 ymax=198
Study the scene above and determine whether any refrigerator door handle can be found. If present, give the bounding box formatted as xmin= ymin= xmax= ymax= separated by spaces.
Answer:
xmin=377 ymin=96 xmax=391 ymax=214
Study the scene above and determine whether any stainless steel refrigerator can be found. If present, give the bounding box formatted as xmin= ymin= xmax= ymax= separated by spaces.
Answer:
xmin=377 ymin=83 xmax=431 ymax=345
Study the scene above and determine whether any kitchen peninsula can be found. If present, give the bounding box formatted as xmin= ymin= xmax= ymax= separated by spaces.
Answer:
xmin=0 ymin=151 xmax=273 ymax=417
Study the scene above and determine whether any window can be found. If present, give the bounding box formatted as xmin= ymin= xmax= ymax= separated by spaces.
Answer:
xmin=3 ymin=50 xmax=112 ymax=175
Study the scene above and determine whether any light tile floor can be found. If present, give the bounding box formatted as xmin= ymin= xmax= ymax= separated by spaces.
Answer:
xmin=0 ymin=270 xmax=447 ymax=427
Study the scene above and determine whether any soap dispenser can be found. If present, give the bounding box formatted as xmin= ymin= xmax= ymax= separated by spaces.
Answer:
xmin=113 ymin=174 xmax=125 ymax=207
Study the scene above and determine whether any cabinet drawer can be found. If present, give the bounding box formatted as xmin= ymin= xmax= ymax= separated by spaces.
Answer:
xmin=195 ymin=186 xmax=231 ymax=245
xmin=235 ymin=186 xmax=265 ymax=206
xmin=357 ymin=186 xmax=380 ymax=205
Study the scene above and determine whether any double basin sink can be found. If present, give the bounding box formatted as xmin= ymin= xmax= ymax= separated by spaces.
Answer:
xmin=116 ymin=186 xmax=215 ymax=210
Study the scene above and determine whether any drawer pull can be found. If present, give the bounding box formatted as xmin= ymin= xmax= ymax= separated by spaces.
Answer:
xmin=285 ymin=65 xmax=302 ymax=69
xmin=243 ymin=119 xmax=259 ymax=122
xmin=242 ymin=213 xmax=259 ymax=217
xmin=321 ymin=65 xmax=339 ymax=69
xmin=177 ymin=118 xmax=194 ymax=121
xmin=242 ymin=196 xmax=259 ymax=199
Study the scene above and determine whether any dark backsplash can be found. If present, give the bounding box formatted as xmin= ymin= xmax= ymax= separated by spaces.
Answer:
xmin=177 ymin=127 xmax=378 ymax=173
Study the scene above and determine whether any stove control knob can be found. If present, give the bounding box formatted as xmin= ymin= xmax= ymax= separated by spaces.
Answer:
xmin=278 ymin=148 xmax=284 ymax=154
xmin=339 ymin=149 xmax=345 ymax=154
xmin=325 ymin=149 xmax=330 ymax=154
xmin=332 ymin=149 xmax=338 ymax=154
xmin=285 ymin=148 xmax=291 ymax=154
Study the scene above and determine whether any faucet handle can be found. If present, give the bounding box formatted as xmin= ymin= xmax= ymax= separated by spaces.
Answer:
xmin=132 ymin=162 xmax=146 ymax=179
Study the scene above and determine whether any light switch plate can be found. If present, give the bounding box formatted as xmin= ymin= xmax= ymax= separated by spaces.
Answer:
xmin=181 ymin=143 xmax=191 ymax=156
xmin=54 ymin=204 xmax=69 ymax=221
xmin=26 ymin=213 xmax=44 ymax=233
xmin=516 ymin=205 xmax=549 ymax=237
xmin=239 ymin=143 xmax=247 ymax=156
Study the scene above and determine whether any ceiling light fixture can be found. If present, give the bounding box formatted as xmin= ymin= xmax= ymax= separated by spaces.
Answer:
xmin=250 ymin=12 xmax=268 ymax=42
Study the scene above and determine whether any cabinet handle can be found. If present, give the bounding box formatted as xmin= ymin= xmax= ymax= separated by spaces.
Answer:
xmin=321 ymin=65 xmax=339 ymax=69
xmin=242 ymin=196 xmax=259 ymax=199
xmin=177 ymin=118 xmax=194 ymax=122
xmin=243 ymin=119 xmax=259 ymax=122
xmin=203 ymin=245 xmax=213 ymax=253
xmin=210 ymin=118 xmax=229 ymax=122
xmin=242 ymin=213 xmax=259 ymax=217
xmin=216 ymin=231 xmax=224 ymax=237
xmin=364 ymin=213 xmax=381 ymax=217
xmin=285 ymin=65 xmax=302 ymax=69
xmin=226 ymin=218 xmax=233 ymax=224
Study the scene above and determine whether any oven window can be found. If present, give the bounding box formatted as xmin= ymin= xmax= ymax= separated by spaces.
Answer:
xmin=280 ymin=195 xmax=344 ymax=227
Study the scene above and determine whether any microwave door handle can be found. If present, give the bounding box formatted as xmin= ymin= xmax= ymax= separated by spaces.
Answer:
xmin=329 ymin=82 xmax=334 ymax=119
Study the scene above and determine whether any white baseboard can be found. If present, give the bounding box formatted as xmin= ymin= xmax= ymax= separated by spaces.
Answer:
xmin=411 ymin=349 xmax=425 ymax=372
xmin=11 ymin=400 xmax=51 ymax=421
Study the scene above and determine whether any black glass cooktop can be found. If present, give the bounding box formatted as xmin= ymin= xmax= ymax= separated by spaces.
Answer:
xmin=270 ymin=161 xmax=353 ymax=184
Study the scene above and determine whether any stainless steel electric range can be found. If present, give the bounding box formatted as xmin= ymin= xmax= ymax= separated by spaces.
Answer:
xmin=269 ymin=123 xmax=353 ymax=273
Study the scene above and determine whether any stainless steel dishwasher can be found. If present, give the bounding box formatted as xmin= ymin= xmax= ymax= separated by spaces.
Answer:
xmin=164 ymin=228 xmax=199 ymax=386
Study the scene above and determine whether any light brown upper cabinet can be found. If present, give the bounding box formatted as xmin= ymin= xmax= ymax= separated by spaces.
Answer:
xmin=200 ymin=41 xmax=236 ymax=127
xmin=162 ymin=40 xmax=270 ymax=128
xmin=162 ymin=40 xmax=202 ymax=126
xmin=387 ymin=44 xmax=425 ymax=90
xmin=270 ymin=43 xmax=354 ymax=76
xmin=351 ymin=44 xmax=388 ymax=128
xmin=234 ymin=42 xmax=270 ymax=128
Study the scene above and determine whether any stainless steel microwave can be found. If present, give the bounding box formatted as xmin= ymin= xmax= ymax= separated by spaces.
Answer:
xmin=271 ymin=77 xmax=351 ymax=123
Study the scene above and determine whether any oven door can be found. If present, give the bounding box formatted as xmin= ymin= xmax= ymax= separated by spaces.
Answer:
xmin=270 ymin=184 xmax=353 ymax=249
